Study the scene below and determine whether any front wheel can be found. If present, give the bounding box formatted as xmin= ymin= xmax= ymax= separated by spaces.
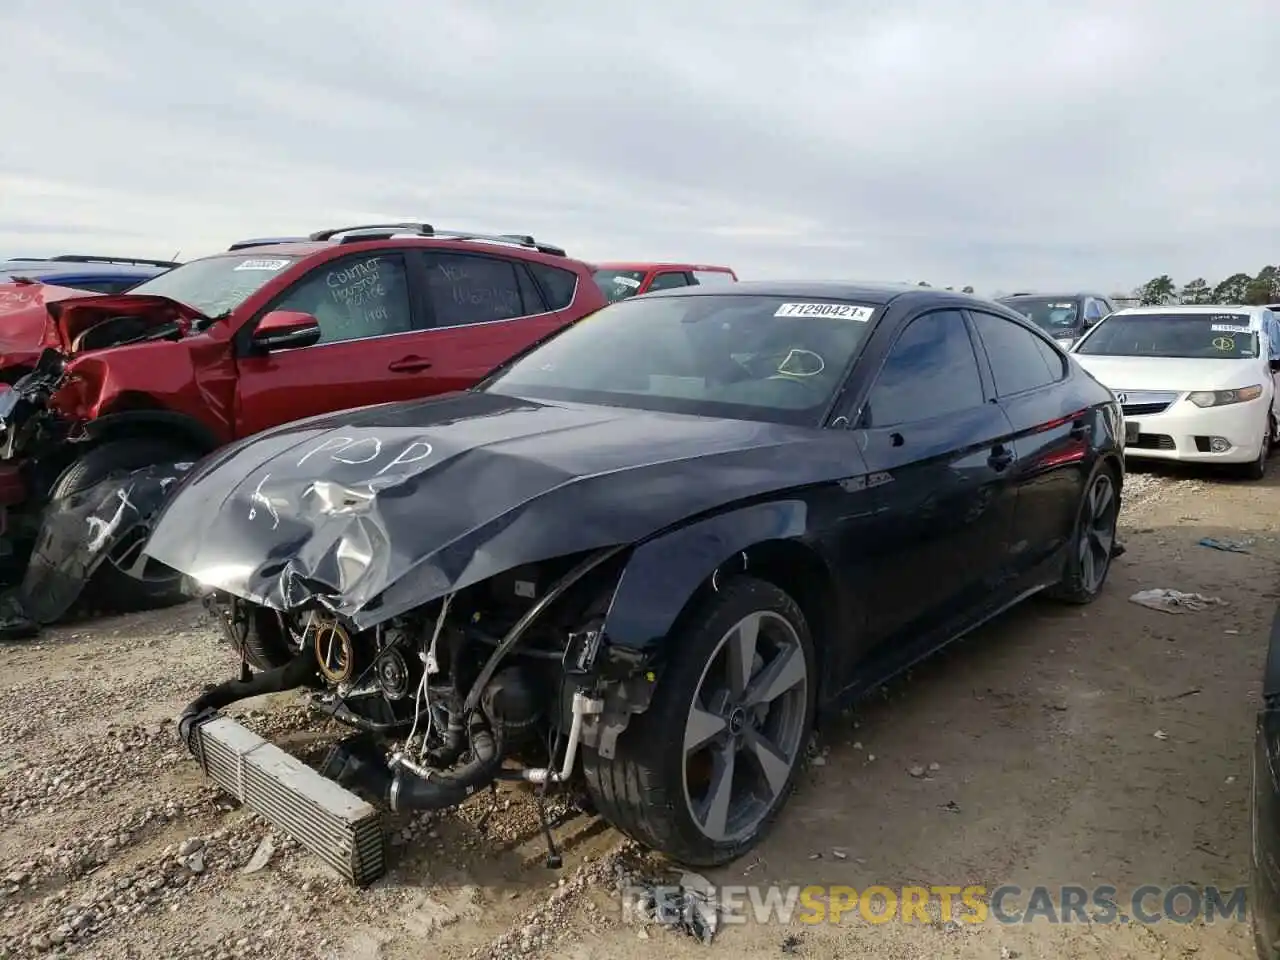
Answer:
xmin=1240 ymin=416 xmax=1274 ymax=481
xmin=583 ymin=576 xmax=816 ymax=866
xmin=1047 ymin=462 xmax=1120 ymax=605
xmin=46 ymin=437 xmax=201 ymax=612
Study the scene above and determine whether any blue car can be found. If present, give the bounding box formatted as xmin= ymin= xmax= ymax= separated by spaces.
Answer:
xmin=0 ymin=254 xmax=181 ymax=294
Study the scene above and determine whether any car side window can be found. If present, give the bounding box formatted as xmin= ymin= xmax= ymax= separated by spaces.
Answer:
xmin=863 ymin=310 xmax=985 ymax=427
xmin=1084 ymin=298 xmax=1107 ymax=322
xmin=526 ymin=262 xmax=577 ymax=311
xmin=421 ymin=253 xmax=527 ymax=327
xmin=61 ymin=278 xmax=135 ymax=294
xmin=646 ymin=271 xmax=690 ymax=291
xmin=690 ymin=270 xmax=734 ymax=286
xmin=272 ymin=253 xmax=413 ymax=345
xmin=971 ymin=311 xmax=1064 ymax=396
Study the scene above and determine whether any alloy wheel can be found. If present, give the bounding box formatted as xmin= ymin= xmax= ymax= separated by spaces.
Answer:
xmin=682 ymin=610 xmax=809 ymax=843
xmin=1078 ymin=472 xmax=1117 ymax=593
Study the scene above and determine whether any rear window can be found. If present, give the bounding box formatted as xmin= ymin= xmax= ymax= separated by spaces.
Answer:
xmin=1076 ymin=312 xmax=1258 ymax=359
xmin=528 ymin=263 xmax=578 ymax=310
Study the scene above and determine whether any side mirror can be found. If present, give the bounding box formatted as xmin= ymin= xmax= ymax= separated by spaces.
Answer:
xmin=1269 ymin=358 xmax=1280 ymax=373
xmin=252 ymin=310 xmax=321 ymax=351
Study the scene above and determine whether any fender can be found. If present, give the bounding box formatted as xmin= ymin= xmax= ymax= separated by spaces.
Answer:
xmin=600 ymin=499 xmax=810 ymax=653
xmin=74 ymin=409 xmax=222 ymax=453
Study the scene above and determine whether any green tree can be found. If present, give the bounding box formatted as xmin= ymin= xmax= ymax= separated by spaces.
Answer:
xmin=917 ymin=281 xmax=931 ymax=287
xmin=1255 ymin=265 xmax=1279 ymax=302
xmin=1244 ymin=279 xmax=1273 ymax=305
xmin=1139 ymin=275 xmax=1176 ymax=305
xmin=1179 ymin=278 xmax=1211 ymax=304
xmin=962 ymin=285 xmax=975 ymax=294
xmin=1213 ymin=272 xmax=1253 ymax=304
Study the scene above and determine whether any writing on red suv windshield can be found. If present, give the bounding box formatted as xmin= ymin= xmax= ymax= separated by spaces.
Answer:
xmin=127 ymin=254 xmax=298 ymax=318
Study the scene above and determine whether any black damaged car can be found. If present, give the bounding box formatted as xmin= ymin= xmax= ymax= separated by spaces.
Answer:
xmin=142 ymin=282 xmax=1126 ymax=881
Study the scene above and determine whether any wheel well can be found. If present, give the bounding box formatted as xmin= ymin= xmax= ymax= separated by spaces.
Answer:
xmin=82 ymin=398 xmax=220 ymax=455
xmin=665 ymin=539 xmax=839 ymax=691
xmin=1100 ymin=452 xmax=1124 ymax=491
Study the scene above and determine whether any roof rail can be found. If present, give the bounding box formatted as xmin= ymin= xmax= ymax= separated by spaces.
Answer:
xmin=227 ymin=236 xmax=309 ymax=251
xmin=309 ymin=222 xmax=566 ymax=257
xmin=309 ymin=222 xmax=433 ymax=242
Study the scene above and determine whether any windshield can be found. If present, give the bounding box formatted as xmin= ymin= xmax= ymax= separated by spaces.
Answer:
xmin=593 ymin=269 xmax=647 ymax=303
xmin=482 ymin=294 xmax=878 ymax=425
xmin=1076 ymin=312 xmax=1259 ymax=359
xmin=126 ymin=254 xmax=298 ymax=317
xmin=1001 ymin=297 xmax=1081 ymax=332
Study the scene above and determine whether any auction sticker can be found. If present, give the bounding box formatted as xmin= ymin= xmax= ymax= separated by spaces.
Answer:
xmin=775 ymin=302 xmax=874 ymax=321
xmin=234 ymin=258 xmax=292 ymax=271
xmin=1211 ymin=323 xmax=1251 ymax=333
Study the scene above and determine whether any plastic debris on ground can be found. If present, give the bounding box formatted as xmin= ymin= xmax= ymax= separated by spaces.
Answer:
xmin=1198 ymin=537 xmax=1251 ymax=553
xmin=630 ymin=871 xmax=719 ymax=944
xmin=1128 ymin=588 xmax=1228 ymax=614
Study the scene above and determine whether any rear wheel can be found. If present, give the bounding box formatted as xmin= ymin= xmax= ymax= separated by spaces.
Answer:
xmin=583 ymin=576 xmax=816 ymax=866
xmin=1047 ymin=462 xmax=1120 ymax=605
xmin=46 ymin=437 xmax=201 ymax=612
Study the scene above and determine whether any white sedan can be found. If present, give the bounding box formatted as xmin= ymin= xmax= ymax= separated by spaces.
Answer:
xmin=1070 ymin=304 xmax=1280 ymax=479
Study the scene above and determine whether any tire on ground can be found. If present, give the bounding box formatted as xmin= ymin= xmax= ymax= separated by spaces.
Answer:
xmin=47 ymin=437 xmax=202 ymax=612
xmin=582 ymin=575 xmax=817 ymax=866
xmin=1046 ymin=459 xmax=1121 ymax=605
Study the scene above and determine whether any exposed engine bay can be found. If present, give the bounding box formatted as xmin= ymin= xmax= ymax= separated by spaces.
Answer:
xmin=179 ymin=549 xmax=653 ymax=882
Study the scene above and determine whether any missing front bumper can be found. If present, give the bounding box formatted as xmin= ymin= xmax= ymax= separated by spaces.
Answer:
xmin=186 ymin=712 xmax=387 ymax=885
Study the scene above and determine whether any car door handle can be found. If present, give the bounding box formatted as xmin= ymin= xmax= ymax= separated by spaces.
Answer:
xmin=388 ymin=356 xmax=432 ymax=373
xmin=988 ymin=444 xmax=1014 ymax=471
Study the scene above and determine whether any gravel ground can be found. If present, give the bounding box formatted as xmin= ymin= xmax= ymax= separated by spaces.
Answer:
xmin=0 ymin=461 xmax=1274 ymax=959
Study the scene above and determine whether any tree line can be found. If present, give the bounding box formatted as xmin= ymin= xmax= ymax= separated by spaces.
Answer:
xmin=1132 ymin=265 xmax=1279 ymax=307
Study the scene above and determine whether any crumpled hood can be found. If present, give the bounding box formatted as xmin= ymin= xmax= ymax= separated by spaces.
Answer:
xmin=0 ymin=282 xmax=91 ymax=361
xmin=143 ymin=390 xmax=858 ymax=629
xmin=45 ymin=293 xmax=205 ymax=353
xmin=1073 ymin=354 xmax=1269 ymax=392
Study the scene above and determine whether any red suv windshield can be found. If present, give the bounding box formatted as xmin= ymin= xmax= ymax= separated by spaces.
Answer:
xmin=127 ymin=253 xmax=300 ymax=317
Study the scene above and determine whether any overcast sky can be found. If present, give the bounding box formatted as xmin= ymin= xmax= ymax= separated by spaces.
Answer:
xmin=0 ymin=1 xmax=1275 ymax=294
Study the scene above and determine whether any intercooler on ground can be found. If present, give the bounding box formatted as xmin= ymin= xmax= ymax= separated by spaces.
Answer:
xmin=189 ymin=713 xmax=387 ymax=885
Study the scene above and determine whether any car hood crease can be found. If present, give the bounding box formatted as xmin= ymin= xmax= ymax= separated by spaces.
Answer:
xmin=142 ymin=391 xmax=858 ymax=629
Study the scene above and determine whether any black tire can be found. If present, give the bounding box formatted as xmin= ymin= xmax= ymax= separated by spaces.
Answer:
xmin=236 ymin=606 xmax=305 ymax=672
xmin=1047 ymin=461 xmax=1120 ymax=605
xmin=47 ymin=437 xmax=201 ymax=612
xmin=582 ymin=575 xmax=817 ymax=867
xmin=1241 ymin=417 xmax=1273 ymax=481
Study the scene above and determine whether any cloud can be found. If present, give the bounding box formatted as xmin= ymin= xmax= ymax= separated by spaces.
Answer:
xmin=0 ymin=0 xmax=1274 ymax=293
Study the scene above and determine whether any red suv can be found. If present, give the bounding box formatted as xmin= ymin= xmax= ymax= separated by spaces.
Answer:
xmin=591 ymin=262 xmax=738 ymax=302
xmin=0 ymin=223 xmax=607 ymax=608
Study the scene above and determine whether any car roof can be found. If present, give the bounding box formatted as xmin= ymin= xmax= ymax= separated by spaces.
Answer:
xmin=594 ymin=261 xmax=735 ymax=272
xmin=1110 ymin=304 xmax=1270 ymax=327
xmin=999 ymin=292 xmax=1109 ymax=300
xmin=0 ymin=256 xmax=173 ymax=278
xmin=637 ymin=279 xmax=991 ymax=307
xmin=221 ymin=223 xmax=572 ymax=262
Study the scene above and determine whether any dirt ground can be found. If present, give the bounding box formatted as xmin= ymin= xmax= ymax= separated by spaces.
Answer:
xmin=1 ymin=462 xmax=1276 ymax=960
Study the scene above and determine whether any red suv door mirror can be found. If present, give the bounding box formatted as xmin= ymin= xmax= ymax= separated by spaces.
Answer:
xmin=253 ymin=310 xmax=321 ymax=350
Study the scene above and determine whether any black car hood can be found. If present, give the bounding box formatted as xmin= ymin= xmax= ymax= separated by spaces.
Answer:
xmin=143 ymin=390 xmax=858 ymax=629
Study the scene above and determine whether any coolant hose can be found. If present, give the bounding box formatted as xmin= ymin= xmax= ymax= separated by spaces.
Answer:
xmin=322 ymin=709 xmax=504 ymax=812
xmin=177 ymin=651 xmax=320 ymax=747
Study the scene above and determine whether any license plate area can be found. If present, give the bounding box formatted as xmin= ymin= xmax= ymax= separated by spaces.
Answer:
xmin=1124 ymin=420 xmax=1140 ymax=443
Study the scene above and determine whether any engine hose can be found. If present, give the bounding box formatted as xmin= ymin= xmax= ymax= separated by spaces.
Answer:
xmin=321 ymin=709 xmax=504 ymax=812
xmin=424 ymin=713 xmax=467 ymax=767
xmin=177 ymin=650 xmax=321 ymax=747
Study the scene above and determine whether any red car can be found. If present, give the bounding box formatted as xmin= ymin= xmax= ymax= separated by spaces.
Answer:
xmin=0 ymin=223 xmax=607 ymax=609
xmin=591 ymin=261 xmax=737 ymax=302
